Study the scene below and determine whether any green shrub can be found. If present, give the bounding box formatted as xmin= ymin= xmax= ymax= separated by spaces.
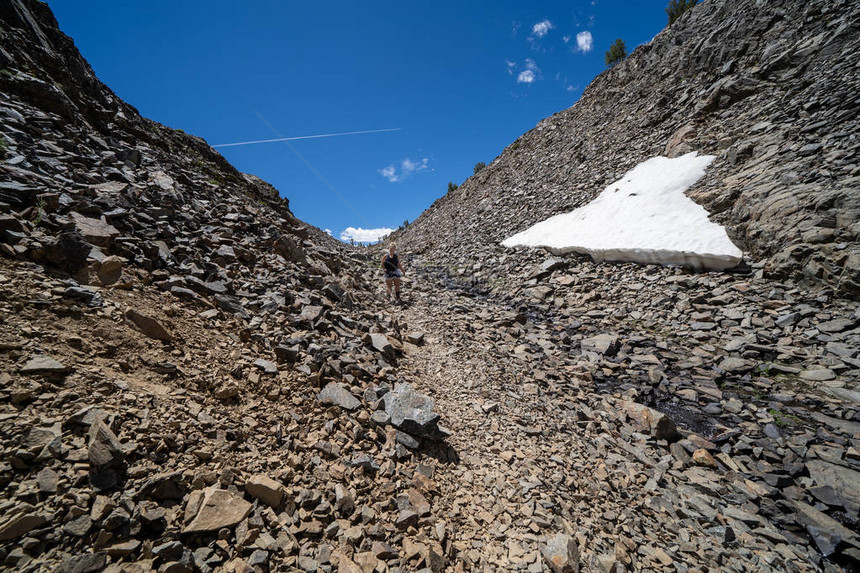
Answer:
xmin=666 ymin=0 xmax=698 ymax=25
xmin=0 ymin=136 xmax=7 ymax=159
xmin=605 ymin=39 xmax=627 ymax=67
xmin=473 ymin=162 xmax=486 ymax=174
xmin=32 ymin=196 xmax=46 ymax=227
xmin=447 ymin=181 xmax=458 ymax=193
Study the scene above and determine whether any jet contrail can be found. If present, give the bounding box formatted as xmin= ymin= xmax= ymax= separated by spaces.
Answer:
xmin=253 ymin=110 xmax=373 ymax=228
xmin=212 ymin=127 xmax=401 ymax=148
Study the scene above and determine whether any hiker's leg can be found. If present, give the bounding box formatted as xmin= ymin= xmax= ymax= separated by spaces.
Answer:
xmin=385 ymin=278 xmax=393 ymax=298
xmin=394 ymin=278 xmax=401 ymax=299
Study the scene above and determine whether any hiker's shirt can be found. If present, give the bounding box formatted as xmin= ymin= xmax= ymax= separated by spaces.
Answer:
xmin=384 ymin=254 xmax=401 ymax=278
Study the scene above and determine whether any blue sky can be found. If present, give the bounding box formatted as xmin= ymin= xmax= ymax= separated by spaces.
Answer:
xmin=47 ymin=1 xmax=670 ymax=242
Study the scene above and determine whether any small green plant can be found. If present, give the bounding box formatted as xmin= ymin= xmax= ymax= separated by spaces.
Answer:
xmin=473 ymin=162 xmax=486 ymax=174
xmin=0 ymin=136 xmax=7 ymax=159
xmin=447 ymin=181 xmax=458 ymax=193
xmin=768 ymin=408 xmax=801 ymax=428
xmin=510 ymin=141 xmax=520 ymax=151
xmin=605 ymin=39 xmax=627 ymax=67
xmin=32 ymin=196 xmax=47 ymax=227
xmin=666 ymin=0 xmax=698 ymax=25
xmin=0 ymin=69 xmax=13 ymax=79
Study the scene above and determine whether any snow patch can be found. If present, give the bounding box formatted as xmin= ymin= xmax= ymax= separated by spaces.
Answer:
xmin=501 ymin=153 xmax=743 ymax=271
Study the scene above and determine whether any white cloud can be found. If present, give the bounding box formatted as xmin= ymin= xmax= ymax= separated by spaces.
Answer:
xmin=379 ymin=165 xmax=398 ymax=182
xmin=402 ymin=157 xmax=428 ymax=173
xmin=563 ymin=35 xmax=571 ymax=43
xmin=506 ymin=60 xmax=516 ymax=75
xmin=324 ymin=228 xmax=332 ymax=236
xmin=340 ymin=227 xmax=394 ymax=244
xmin=379 ymin=157 xmax=429 ymax=182
xmin=532 ymin=20 xmax=554 ymax=38
xmin=517 ymin=59 xmax=540 ymax=84
xmin=576 ymin=31 xmax=593 ymax=53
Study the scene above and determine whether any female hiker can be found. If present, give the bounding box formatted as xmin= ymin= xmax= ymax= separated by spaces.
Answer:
xmin=381 ymin=243 xmax=405 ymax=301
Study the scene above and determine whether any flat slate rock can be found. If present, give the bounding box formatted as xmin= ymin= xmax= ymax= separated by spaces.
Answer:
xmin=718 ymin=357 xmax=753 ymax=373
xmin=799 ymin=368 xmax=836 ymax=381
xmin=370 ymin=333 xmax=395 ymax=358
xmin=0 ymin=508 xmax=49 ymax=541
xmin=318 ymin=382 xmax=361 ymax=411
xmin=126 ymin=309 xmax=172 ymax=341
xmin=298 ymin=304 xmax=323 ymax=323
xmin=253 ymin=358 xmax=278 ymax=375
xmin=817 ymin=318 xmax=855 ymax=333
xmin=406 ymin=332 xmax=425 ymax=345
xmin=70 ymin=212 xmax=119 ymax=247
xmin=245 ymin=475 xmax=284 ymax=508
xmin=64 ymin=286 xmax=104 ymax=307
xmin=806 ymin=459 xmax=860 ymax=508
xmin=59 ymin=552 xmax=106 ymax=573
xmin=183 ymin=487 xmax=252 ymax=533
xmin=581 ymin=333 xmax=619 ymax=355
xmin=20 ymin=354 xmax=68 ymax=375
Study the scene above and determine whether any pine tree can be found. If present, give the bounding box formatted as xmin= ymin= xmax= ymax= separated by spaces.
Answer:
xmin=666 ymin=0 xmax=698 ymax=25
xmin=604 ymin=39 xmax=627 ymax=67
xmin=473 ymin=162 xmax=486 ymax=174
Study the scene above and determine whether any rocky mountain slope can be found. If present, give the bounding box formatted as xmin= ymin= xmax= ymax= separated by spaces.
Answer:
xmin=2 ymin=1 xmax=860 ymax=572
xmin=398 ymin=0 xmax=860 ymax=297
xmin=0 ymin=1 xmax=449 ymax=572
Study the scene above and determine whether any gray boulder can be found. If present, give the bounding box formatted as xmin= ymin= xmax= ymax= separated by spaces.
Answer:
xmin=541 ymin=533 xmax=579 ymax=573
xmin=383 ymin=383 xmax=448 ymax=440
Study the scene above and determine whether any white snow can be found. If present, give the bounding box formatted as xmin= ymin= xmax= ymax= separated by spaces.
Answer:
xmin=501 ymin=152 xmax=743 ymax=270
